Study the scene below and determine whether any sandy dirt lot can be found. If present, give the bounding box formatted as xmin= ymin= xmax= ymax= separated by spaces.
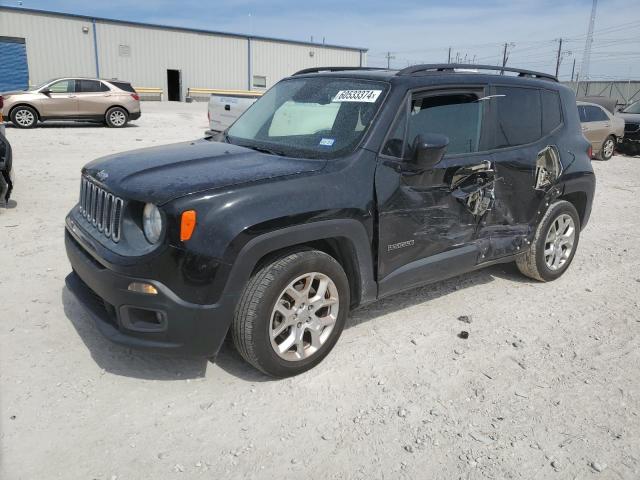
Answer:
xmin=1 ymin=102 xmax=639 ymax=480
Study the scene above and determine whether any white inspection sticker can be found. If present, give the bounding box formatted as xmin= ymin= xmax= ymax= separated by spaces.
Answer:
xmin=332 ymin=89 xmax=382 ymax=103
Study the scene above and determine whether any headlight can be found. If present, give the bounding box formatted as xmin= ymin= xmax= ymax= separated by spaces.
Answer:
xmin=142 ymin=203 xmax=163 ymax=244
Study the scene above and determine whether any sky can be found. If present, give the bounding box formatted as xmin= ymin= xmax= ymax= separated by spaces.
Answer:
xmin=2 ymin=0 xmax=639 ymax=80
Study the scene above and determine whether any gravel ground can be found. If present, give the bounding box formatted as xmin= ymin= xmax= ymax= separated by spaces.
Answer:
xmin=1 ymin=102 xmax=639 ymax=480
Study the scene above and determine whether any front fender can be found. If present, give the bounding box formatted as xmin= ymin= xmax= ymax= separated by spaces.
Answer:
xmin=215 ymin=219 xmax=377 ymax=306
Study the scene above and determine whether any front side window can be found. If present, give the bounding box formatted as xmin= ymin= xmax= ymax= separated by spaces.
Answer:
xmin=407 ymin=92 xmax=484 ymax=155
xmin=48 ymin=79 xmax=76 ymax=93
xmin=578 ymin=105 xmax=588 ymax=123
xmin=227 ymin=77 xmax=388 ymax=159
xmin=584 ymin=105 xmax=609 ymax=122
xmin=493 ymin=86 xmax=542 ymax=148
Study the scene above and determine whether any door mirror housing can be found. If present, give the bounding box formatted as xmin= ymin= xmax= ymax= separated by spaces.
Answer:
xmin=411 ymin=133 xmax=449 ymax=168
xmin=40 ymin=88 xmax=51 ymax=96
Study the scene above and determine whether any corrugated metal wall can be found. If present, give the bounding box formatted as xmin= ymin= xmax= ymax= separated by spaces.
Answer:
xmin=0 ymin=10 xmax=96 ymax=83
xmin=0 ymin=8 xmax=366 ymax=99
xmin=96 ymin=21 xmax=248 ymax=96
xmin=251 ymin=40 xmax=364 ymax=89
xmin=0 ymin=37 xmax=30 ymax=91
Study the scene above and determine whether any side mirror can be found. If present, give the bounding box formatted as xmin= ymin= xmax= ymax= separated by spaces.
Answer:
xmin=411 ymin=133 xmax=449 ymax=168
xmin=40 ymin=88 xmax=51 ymax=96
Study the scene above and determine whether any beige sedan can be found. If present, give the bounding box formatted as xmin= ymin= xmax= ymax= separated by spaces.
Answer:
xmin=577 ymin=101 xmax=625 ymax=160
xmin=1 ymin=78 xmax=141 ymax=129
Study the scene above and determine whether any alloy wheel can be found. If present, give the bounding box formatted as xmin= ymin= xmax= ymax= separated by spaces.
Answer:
xmin=544 ymin=213 xmax=576 ymax=271
xmin=269 ymin=272 xmax=339 ymax=361
xmin=603 ymin=138 xmax=615 ymax=159
xmin=109 ymin=110 xmax=126 ymax=126
xmin=15 ymin=109 xmax=35 ymax=127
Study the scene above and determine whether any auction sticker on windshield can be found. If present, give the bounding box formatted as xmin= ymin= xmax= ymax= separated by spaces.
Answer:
xmin=333 ymin=90 xmax=382 ymax=103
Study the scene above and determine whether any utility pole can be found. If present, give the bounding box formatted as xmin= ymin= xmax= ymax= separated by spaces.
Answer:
xmin=501 ymin=42 xmax=514 ymax=74
xmin=580 ymin=0 xmax=598 ymax=81
xmin=555 ymin=38 xmax=563 ymax=77
xmin=447 ymin=47 xmax=451 ymax=63
xmin=385 ymin=51 xmax=395 ymax=69
xmin=571 ymin=58 xmax=576 ymax=82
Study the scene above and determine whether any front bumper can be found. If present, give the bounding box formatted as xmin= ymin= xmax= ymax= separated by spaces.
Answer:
xmin=65 ymin=226 xmax=234 ymax=357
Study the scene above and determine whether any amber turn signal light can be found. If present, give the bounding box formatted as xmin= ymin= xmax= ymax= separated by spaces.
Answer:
xmin=180 ymin=210 xmax=197 ymax=241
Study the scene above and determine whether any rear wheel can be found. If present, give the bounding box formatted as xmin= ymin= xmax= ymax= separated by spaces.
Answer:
xmin=10 ymin=106 xmax=38 ymax=128
xmin=600 ymin=135 xmax=615 ymax=160
xmin=232 ymin=249 xmax=350 ymax=377
xmin=516 ymin=200 xmax=580 ymax=282
xmin=105 ymin=107 xmax=129 ymax=128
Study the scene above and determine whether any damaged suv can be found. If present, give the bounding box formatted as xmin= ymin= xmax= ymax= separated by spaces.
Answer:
xmin=65 ymin=65 xmax=595 ymax=377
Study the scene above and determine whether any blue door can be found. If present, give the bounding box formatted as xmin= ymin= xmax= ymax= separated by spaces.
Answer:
xmin=0 ymin=37 xmax=29 ymax=91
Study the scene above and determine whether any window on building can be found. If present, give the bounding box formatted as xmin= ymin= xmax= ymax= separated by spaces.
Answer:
xmin=493 ymin=86 xmax=542 ymax=147
xmin=48 ymin=79 xmax=76 ymax=93
xmin=407 ymin=92 xmax=484 ymax=155
xmin=77 ymin=80 xmax=109 ymax=93
xmin=253 ymin=75 xmax=267 ymax=89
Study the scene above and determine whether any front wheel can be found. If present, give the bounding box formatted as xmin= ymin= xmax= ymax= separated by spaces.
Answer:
xmin=11 ymin=106 xmax=38 ymax=128
xmin=232 ymin=249 xmax=350 ymax=377
xmin=600 ymin=135 xmax=615 ymax=160
xmin=516 ymin=200 xmax=581 ymax=282
xmin=105 ymin=107 xmax=129 ymax=128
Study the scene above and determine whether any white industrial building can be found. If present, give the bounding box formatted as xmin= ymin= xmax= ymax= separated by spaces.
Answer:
xmin=0 ymin=6 xmax=367 ymax=100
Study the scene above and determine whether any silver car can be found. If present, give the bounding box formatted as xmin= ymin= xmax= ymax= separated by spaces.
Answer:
xmin=577 ymin=101 xmax=625 ymax=160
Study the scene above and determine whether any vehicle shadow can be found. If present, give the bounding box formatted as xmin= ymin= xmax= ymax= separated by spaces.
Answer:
xmin=62 ymin=287 xmax=208 ymax=381
xmin=3 ymin=122 xmax=138 ymax=129
xmin=61 ymin=262 xmax=527 ymax=382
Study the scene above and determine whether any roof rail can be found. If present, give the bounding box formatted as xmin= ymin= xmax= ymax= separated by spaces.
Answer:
xmin=292 ymin=66 xmax=389 ymax=76
xmin=396 ymin=64 xmax=558 ymax=82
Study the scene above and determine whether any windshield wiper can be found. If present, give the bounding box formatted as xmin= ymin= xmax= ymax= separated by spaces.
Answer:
xmin=243 ymin=144 xmax=287 ymax=157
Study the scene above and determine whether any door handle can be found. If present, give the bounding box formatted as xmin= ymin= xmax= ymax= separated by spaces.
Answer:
xmin=103 ymin=94 xmax=112 ymax=97
xmin=68 ymin=95 xmax=76 ymax=98
xmin=604 ymin=124 xmax=610 ymax=127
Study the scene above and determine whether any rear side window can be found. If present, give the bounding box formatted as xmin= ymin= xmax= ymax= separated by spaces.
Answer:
xmin=407 ymin=93 xmax=484 ymax=155
xmin=110 ymin=81 xmax=136 ymax=93
xmin=541 ymin=90 xmax=563 ymax=134
xmin=78 ymin=80 xmax=109 ymax=93
xmin=493 ymin=86 xmax=542 ymax=148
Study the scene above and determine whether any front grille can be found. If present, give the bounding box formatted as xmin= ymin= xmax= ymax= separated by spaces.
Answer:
xmin=79 ymin=176 xmax=124 ymax=242
xmin=625 ymin=122 xmax=640 ymax=133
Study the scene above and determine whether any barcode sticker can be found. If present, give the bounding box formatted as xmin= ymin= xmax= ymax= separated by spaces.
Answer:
xmin=332 ymin=90 xmax=382 ymax=103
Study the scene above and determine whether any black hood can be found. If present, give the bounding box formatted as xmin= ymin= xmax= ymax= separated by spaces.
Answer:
xmin=83 ymin=139 xmax=326 ymax=205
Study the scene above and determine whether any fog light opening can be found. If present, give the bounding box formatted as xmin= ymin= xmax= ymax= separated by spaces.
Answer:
xmin=128 ymin=282 xmax=158 ymax=295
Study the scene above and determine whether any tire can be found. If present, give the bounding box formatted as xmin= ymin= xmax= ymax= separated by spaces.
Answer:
xmin=232 ymin=249 xmax=350 ymax=377
xmin=105 ymin=107 xmax=129 ymax=128
xmin=10 ymin=105 xmax=38 ymax=129
xmin=516 ymin=200 xmax=581 ymax=282
xmin=600 ymin=135 xmax=615 ymax=160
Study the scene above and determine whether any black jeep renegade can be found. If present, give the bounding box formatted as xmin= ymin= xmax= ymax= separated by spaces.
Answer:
xmin=65 ymin=64 xmax=595 ymax=377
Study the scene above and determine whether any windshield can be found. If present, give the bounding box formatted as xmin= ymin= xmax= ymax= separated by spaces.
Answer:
xmin=227 ymin=77 xmax=388 ymax=159
xmin=623 ymin=101 xmax=640 ymax=114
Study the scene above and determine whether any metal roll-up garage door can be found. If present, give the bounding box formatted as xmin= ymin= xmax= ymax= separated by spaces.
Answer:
xmin=0 ymin=37 xmax=29 ymax=91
